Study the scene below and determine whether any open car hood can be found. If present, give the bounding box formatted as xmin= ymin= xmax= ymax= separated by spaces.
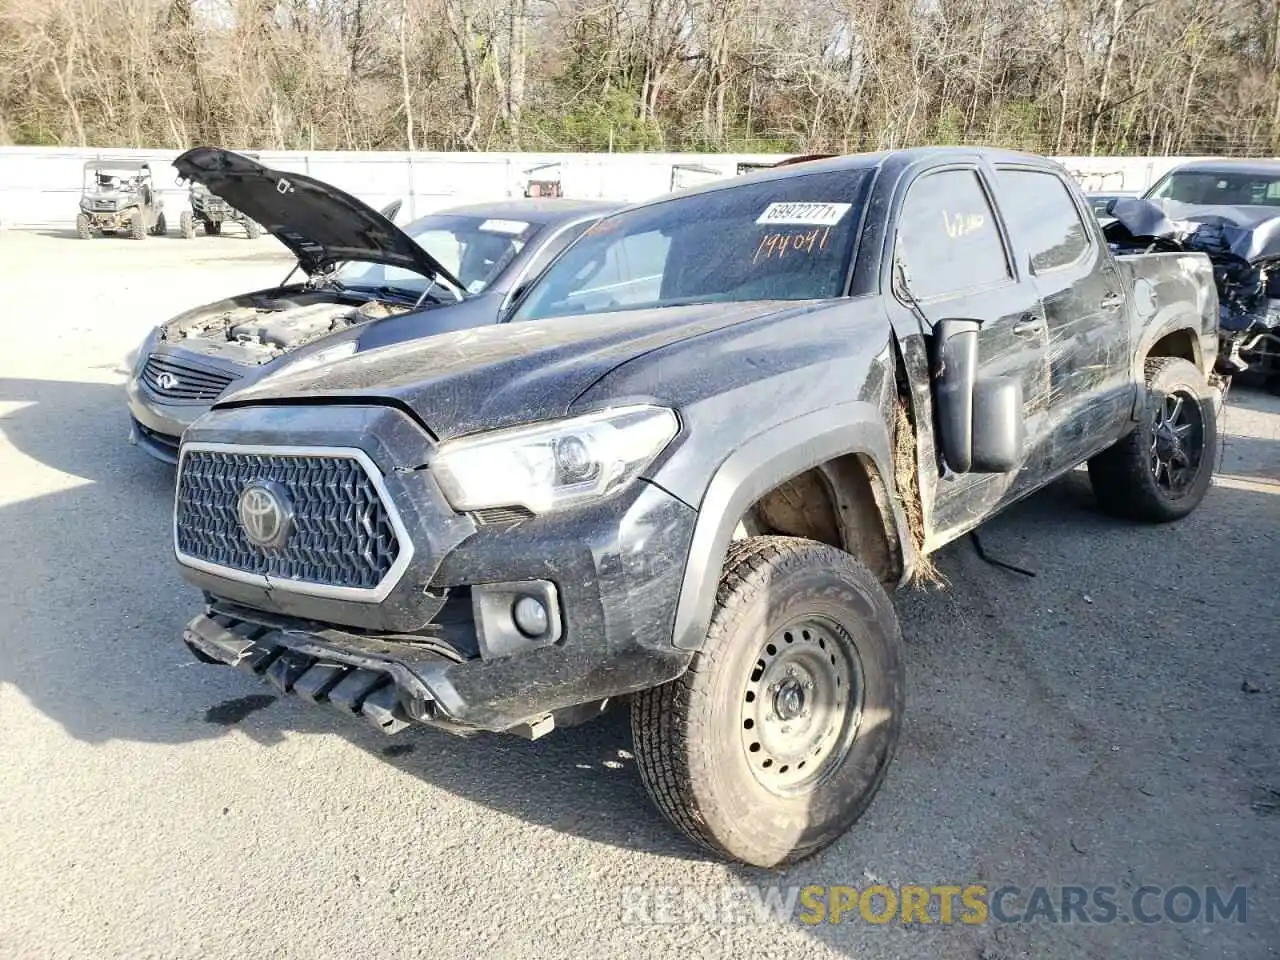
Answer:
xmin=172 ymin=148 xmax=464 ymax=296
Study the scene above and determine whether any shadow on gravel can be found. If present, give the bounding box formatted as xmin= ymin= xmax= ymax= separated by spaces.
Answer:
xmin=2 ymin=374 xmax=1278 ymax=930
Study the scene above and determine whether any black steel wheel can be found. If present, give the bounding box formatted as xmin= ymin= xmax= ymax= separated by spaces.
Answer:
xmin=739 ymin=615 xmax=864 ymax=796
xmin=631 ymin=536 xmax=904 ymax=868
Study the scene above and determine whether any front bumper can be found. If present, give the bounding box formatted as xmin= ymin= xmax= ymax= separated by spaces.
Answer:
xmin=85 ymin=210 xmax=134 ymax=229
xmin=176 ymin=402 xmax=699 ymax=733
xmin=125 ymin=376 xmax=205 ymax=463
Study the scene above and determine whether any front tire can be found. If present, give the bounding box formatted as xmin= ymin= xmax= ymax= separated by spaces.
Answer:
xmin=129 ymin=210 xmax=146 ymax=240
xmin=151 ymin=211 xmax=166 ymax=236
xmin=631 ymin=536 xmax=904 ymax=868
xmin=180 ymin=210 xmax=195 ymax=239
xmin=244 ymin=220 xmax=262 ymax=240
xmin=1087 ymin=357 xmax=1217 ymax=522
xmin=75 ymin=213 xmax=92 ymax=239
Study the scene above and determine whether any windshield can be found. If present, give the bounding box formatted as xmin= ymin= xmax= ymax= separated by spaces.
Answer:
xmin=1146 ymin=169 xmax=1280 ymax=207
xmin=513 ymin=169 xmax=870 ymax=321
xmin=335 ymin=214 xmax=541 ymax=296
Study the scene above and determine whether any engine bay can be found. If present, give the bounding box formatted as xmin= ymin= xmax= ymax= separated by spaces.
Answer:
xmin=160 ymin=292 xmax=410 ymax=364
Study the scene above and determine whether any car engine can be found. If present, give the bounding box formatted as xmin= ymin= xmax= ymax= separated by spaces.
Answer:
xmin=162 ymin=296 xmax=408 ymax=359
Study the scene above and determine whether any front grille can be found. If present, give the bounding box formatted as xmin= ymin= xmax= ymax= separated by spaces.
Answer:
xmin=175 ymin=449 xmax=403 ymax=593
xmin=141 ymin=354 xmax=238 ymax=402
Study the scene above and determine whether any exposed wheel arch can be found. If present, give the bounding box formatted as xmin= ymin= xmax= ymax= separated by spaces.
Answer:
xmin=1146 ymin=327 xmax=1200 ymax=368
xmin=738 ymin=454 xmax=898 ymax=584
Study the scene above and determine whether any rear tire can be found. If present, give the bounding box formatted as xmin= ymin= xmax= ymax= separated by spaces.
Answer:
xmin=180 ymin=210 xmax=195 ymax=239
xmin=631 ymin=536 xmax=904 ymax=868
xmin=1087 ymin=357 xmax=1217 ymax=522
xmin=75 ymin=213 xmax=92 ymax=239
xmin=130 ymin=210 xmax=146 ymax=240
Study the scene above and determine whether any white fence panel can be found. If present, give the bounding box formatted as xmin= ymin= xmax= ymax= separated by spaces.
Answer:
xmin=0 ymin=146 xmax=1258 ymax=230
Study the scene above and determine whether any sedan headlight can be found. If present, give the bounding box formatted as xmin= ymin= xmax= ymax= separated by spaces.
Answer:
xmin=433 ymin=405 xmax=679 ymax=513
xmin=127 ymin=327 xmax=160 ymax=375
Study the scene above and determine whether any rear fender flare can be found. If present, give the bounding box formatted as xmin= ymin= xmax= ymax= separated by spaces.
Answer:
xmin=669 ymin=402 xmax=909 ymax=652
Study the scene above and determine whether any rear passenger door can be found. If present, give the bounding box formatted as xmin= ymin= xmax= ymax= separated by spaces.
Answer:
xmin=994 ymin=166 xmax=1131 ymax=471
xmin=891 ymin=165 xmax=1052 ymax=541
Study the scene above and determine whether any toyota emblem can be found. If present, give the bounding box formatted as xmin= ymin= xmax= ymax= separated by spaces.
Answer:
xmin=237 ymin=480 xmax=294 ymax=549
xmin=156 ymin=372 xmax=180 ymax=391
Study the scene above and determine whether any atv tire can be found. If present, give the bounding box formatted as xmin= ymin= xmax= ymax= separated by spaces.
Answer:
xmin=631 ymin=536 xmax=904 ymax=868
xmin=1088 ymin=357 xmax=1217 ymax=522
xmin=129 ymin=210 xmax=146 ymax=240
xmin=75 ymin=213 xmax=92 ymax=240
xmin=180 ymin=210 xmax=196 ymax=239
xmin=151 ymin=212 xmax=166 ymax=237
xmin=245 ymin=220 xmax=262 ymax=240
xmin=205 ymin=219 xmax=222 ymax=236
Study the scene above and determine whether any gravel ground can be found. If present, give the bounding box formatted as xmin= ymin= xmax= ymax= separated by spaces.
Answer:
xmin=0 ymin=229 xmax=1276 ymax=960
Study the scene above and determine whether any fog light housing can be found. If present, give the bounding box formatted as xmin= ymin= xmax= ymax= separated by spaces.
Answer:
xmin=512 ymin=596 xmax=549 ymax=637
xmin=472 ymin=580 xmax=562 ymax=660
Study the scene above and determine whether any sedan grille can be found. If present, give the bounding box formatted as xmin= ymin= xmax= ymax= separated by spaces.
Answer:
xmin=141 ymin=354 xmax=238 ymax=402
xmin=175 ymin=449 xmax=404 ymax=594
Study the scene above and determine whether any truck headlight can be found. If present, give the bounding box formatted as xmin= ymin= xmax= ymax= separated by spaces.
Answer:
xmin=433 ymin=405 xmax=679 ymax=513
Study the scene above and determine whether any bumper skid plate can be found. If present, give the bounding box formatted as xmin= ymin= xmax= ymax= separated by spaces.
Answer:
xmin=184 ymin=613 xmax=419 ymax=735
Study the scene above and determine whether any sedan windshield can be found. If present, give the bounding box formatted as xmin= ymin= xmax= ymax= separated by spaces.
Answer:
xmin=1146 ymin=169 xmax=1280 ymax=207
xmin=336 ymin=214 xmax=541 ymax=297
xmin=513 ymin=169 xmax=871 ymax=321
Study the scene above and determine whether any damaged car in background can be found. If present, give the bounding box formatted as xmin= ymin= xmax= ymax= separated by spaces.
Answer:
xmin=1104 ymin=159 xmax=1280 ymax=389
xmin=125 ymin=148 xmax=619 ymax=461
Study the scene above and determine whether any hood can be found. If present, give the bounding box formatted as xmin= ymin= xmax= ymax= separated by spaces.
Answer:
xmin=218 ymin=300 xmax=820 ymax=440
xmin=1106 ymin=197 xmax=1280 ymax=262
xmin=172 ymin=147 xmax=465 ymax=295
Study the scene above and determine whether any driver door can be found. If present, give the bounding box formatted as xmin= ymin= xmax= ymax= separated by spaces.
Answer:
xmin=887 ymin=164 xmax=1052 ymax=544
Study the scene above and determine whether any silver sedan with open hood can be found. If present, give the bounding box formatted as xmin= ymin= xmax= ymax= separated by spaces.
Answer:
xmin=125 ymin=147 xmax=619 ymax=462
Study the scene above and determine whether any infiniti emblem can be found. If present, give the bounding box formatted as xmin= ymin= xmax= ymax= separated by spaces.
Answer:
xmin=237 ymin=480 xmax=294 ymax=549
xmin=156 ymin=372 xmax=181 ymax=391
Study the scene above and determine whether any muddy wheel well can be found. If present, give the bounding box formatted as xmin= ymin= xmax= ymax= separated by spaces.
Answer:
xmin=1146 ymin=329 xmax=1199 ymax=368
xmin=735 ymin=455 xmax=901 ymax=584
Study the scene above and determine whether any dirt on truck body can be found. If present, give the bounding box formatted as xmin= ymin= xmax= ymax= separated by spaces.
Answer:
xmin=171 ymin=147 xmax=1220 ymax=868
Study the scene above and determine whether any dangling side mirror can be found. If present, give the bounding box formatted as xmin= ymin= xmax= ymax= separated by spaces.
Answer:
xmin=930 ymin=318 xmax=1024 ymax=475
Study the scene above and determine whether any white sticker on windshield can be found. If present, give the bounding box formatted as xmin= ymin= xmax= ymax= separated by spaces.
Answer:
xmin=756 ymin=202 xmax=850 ymax=226
xmin=479 ymin=219 xmax=529 ymax=235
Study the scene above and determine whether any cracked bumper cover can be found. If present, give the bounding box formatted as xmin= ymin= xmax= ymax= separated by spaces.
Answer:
xmin=176 ymin=402 xmax=699 ymax=734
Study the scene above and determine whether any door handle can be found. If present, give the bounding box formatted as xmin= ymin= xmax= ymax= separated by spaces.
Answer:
xmin=1012 ymin=314 xmax=1044 ymax=337
xmin=1100 ymin=291 xmax=1123 ymax=310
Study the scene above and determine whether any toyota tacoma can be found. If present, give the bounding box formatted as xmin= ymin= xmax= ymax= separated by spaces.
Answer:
xmin=174 ymin=148 xmax=1220 ymax=868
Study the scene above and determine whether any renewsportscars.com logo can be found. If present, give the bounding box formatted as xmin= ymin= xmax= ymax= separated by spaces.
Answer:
xmin=619 ymin=884 xmax=1248 ymax=926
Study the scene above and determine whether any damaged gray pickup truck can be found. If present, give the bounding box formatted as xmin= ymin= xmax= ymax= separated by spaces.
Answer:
xmin=174 ymin=148 xmax=1220 ymax=868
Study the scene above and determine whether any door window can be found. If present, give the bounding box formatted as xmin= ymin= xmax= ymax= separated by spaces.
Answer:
xmin=895 ymin=170 xmax=1011 ymax=301
xmin=996 ymin=169 xmax=1091 ymax=273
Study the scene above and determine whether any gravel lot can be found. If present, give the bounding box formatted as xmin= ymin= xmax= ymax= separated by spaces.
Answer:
xmin=0 ymin=229 xmax=1276 ymax=960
